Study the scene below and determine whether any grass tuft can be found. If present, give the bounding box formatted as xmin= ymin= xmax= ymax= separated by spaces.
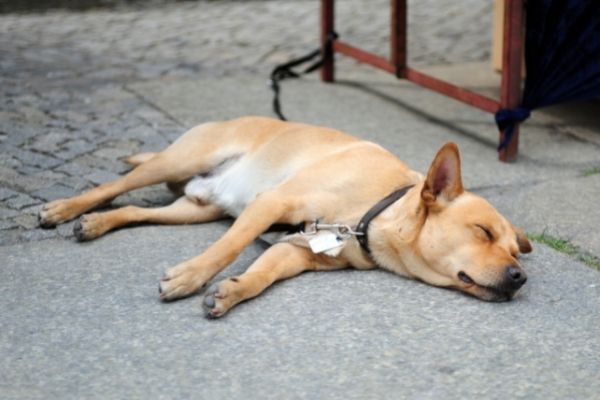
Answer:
xmin=528 ymin=232 xmax=600 ymax=271
xmin=583 ymin=166 xmax=600 ymax=177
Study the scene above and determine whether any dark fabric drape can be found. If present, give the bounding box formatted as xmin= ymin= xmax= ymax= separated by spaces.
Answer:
xmin=496 ymin=0 xmax=600 ymax=151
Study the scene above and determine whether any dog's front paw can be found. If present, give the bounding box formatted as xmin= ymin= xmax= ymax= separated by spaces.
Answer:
xmin=73 ymin=213 xmax=109 ymax=241
xmin=39 ymin=199 xmax=76 ymax=228
xmin=158 ymin=263 xmax=207 ymax=302
xmin=202 ymin=278 xmax=243 ymax=318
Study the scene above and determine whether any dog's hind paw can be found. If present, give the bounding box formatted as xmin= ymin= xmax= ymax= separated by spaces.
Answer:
xmin=39 ymin=199 xmax=75 ymax=228
xmin=73 ymin=213 xmax=109 ymax=241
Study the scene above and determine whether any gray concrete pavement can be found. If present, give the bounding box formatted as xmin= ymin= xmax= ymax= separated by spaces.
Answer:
xmin=2 ymin=224 xmax=599 ymax=399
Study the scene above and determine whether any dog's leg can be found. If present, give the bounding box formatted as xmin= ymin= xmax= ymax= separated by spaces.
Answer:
xmin=73 ymin=196 xmax=225 ymax=241
xmin=122 ymin=152 xmax=158 ymax=167
xmin=159 ymin=192 xmax=296 ymax=301
xmin=202 ymin=243 xmax=345 ymax=317
xmin=124 ymin=151 xmax=190 ymax=195
xmin=38 ymin=144 xmax=213 ymax=228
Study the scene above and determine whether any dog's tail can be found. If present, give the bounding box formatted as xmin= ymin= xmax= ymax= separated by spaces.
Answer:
xmin=121 ymin=152 xmax=158 ymax=167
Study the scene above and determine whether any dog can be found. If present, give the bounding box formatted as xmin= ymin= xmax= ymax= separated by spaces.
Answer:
xmin=39 ymin=116 xmax=532 ymax=317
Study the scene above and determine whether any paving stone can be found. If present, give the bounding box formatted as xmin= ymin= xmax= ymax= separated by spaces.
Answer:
xmin=114 ymin=186 xmax=174 ymax=208
xmin=0 ymin=167 xmax=54 ymax=193
xmin=1 ymin=122 xmax=43 ymax=147
xmin=93 ymin=147 xmax=133 ymax=161
xmin=13 ymin=168 xmax=68 ymax=190
xmin=57 ymin=176 xmax=93 ymax=192
xmin=0 ymin=206 xmax=20 ymax=219
xmin=54 ymin=160 xmax=95 ymax=176
xmin=113 ymin=194 xmax=153 ymax=208
xmin=0 ymin=229 xmax=21 ymax=246
xmin=84 ymin=169 xmax=121 ymax=185
xmin=54 ymin=139 xmax=98 ymax=161
xmin=20 ymin=204 xmax=43 ymax=215
xmin=0 ymin=153 xmax=23 ymax=169
xmin=30 ymin=169 xmax=68 ymax=182
xmin=50 ymin=109 xmax=92 ymax=125
xmin=72 ymin=154 xmax=130 ymax=174
xmin=4 ymin=193 xmax=39 ymax=210
xmin=31 ymin=184 xmax=78 ymax=202
xmin=37 ymin=88 xmax=72 ymax=104
xmin=8 ymin=145 xmax=63 ymax=169
xmin=101 ymin=138 xmax=142 ymax=150
xmin=57 ymin=220 xmax=76 ymax=238
xmin=15 ymin=164 xmax=46 ymax=176
xmin=0 ymin=110 xmax=20 ymax=122
xmin=0 ymin=219 xmax=19 ymax=230
xmin=18 ymin=228 xmax=58 ymax=242
xmin=12 ymin=213 xmax=39 ymax=229
xmin=16 ymin=106 xmax=48 ymax=125
xmin=22 ymin=130 xmax=71 ymax=153
xmin=0 ymin=187 xmax=20 ymax=202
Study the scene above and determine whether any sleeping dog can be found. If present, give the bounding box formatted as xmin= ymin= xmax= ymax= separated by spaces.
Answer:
xmin=39 ymin=116 xmax=531 ymax=317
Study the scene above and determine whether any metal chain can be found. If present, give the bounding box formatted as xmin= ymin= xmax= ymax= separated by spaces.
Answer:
xmin=300 ymin=221 xmax=364 ymax=239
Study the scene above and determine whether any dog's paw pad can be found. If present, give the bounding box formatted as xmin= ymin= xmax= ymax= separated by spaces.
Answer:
xmin=203 ymin=294 xmax=215 ymax=308
xmin=202 ymin=283 xmax=223 ymax=317
xmin=73 ymin=219 xmax=85 ymax=241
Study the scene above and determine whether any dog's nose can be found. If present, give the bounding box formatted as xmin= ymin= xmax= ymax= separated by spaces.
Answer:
xmin=505 ymin=265 xmax=527 ymax=290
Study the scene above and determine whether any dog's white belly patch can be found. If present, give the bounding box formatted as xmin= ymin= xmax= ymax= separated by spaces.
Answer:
xmin=184 ymin=156 xmax=290 ymax=217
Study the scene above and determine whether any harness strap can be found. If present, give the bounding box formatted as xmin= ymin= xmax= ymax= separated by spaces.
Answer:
xmin=355 ymin=185 xmax=415 ymax=254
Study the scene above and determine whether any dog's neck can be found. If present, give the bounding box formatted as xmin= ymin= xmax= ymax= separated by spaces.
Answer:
xmin=366 ymin=182 xmax=454 ymax=286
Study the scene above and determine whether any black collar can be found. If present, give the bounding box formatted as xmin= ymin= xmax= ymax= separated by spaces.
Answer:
xmin=356 ymin=185 xmax=415 ymax=254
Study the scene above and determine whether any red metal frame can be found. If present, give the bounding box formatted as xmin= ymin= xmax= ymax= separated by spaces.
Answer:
xmin=320 ymin=0 xmax=524 ymax=162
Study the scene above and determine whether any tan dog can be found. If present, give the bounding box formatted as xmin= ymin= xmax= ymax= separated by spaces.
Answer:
xmin=39 ymin=116 xmax=532 ymax=317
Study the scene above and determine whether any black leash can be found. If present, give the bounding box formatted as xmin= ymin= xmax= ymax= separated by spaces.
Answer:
xmin=269 ymin=32 xmax=338 ymax=121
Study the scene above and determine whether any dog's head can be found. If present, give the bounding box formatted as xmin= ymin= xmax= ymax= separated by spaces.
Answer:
xmin=401 ymin=143 xmax=531 ymax=301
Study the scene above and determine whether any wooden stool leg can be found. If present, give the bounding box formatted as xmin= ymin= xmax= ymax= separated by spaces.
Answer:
xmin=499 ymin=0 xmax=524 ymax=162
xmin=321 ymin=0 xmax=335 ymax=82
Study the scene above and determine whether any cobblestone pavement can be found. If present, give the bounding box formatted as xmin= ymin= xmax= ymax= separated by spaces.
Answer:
xmin=0 ymin=0 xmax=492 ymax=245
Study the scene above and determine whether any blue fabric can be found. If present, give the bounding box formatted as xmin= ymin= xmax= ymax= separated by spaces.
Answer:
xmin=496 ymin=0 xmax=600 ymax=151
xmin=495 ymin=107 xmax=531 ymax=150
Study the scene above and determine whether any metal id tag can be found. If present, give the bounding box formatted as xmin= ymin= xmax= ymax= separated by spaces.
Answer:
xmin=308 ymin=231 xmax=344 ymax=254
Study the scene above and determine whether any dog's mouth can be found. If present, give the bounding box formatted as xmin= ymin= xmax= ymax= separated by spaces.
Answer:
xmin=458 ymin=271 xmax=475 ymax=285
xmin=457 ymin=271 xmax=514 ymax=302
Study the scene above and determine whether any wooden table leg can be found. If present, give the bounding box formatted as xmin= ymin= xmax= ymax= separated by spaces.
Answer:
xmin=499 ymin=0 xmax=524 ymax=162
xmin=321 ymin=0 xmax=335 ymax=82
xmin=391 ymin=0 xmax=407 ymax=78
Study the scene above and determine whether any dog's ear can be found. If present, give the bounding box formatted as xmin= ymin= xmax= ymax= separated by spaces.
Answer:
xmin=421 ymin=142 xmax=464 ymax=207
xmin=512 ymin=224 xmax=533 ymax=254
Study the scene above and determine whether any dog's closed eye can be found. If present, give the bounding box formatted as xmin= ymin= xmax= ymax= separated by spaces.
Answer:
xmin=475 ymin=224 xmax=494 ymax=241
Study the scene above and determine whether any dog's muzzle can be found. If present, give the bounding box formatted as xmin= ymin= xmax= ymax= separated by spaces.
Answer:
xmin=460 ymin=265 xmax=527 ymax=302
